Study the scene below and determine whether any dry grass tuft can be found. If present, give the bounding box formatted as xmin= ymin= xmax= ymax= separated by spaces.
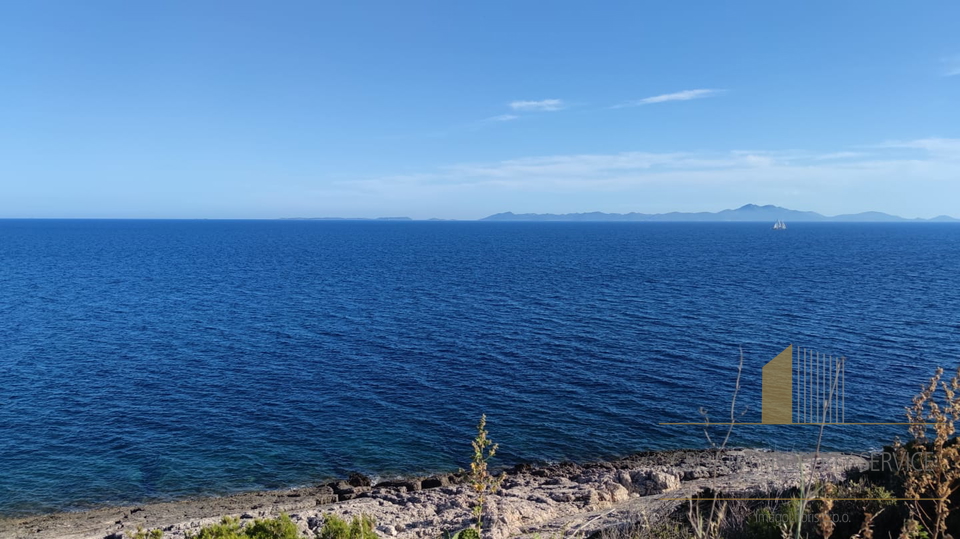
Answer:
xmin=469 ymin=414 xmax=503 ymax=536
xmin=894 ymin=366 xmax=960 ymax=539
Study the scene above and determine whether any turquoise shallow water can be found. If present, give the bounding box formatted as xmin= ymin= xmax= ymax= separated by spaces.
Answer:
xmin=1 ymin=220 xmax=958 ymax=515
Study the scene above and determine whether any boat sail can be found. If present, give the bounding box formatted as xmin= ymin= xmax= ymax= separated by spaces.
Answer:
xmin=773 ymin=219 xmax=786 ymax=230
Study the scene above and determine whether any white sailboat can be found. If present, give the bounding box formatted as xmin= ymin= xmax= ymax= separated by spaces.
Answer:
xmin=773 ymin=219 xmax=786 ymax=230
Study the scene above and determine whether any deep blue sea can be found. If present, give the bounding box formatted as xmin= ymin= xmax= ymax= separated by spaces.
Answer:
xmin=2 ymin=220 xmax=959 ymax=515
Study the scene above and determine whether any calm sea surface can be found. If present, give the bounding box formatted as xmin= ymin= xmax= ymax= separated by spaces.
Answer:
xmin=1 ymin=220 xmax=959 ymax=515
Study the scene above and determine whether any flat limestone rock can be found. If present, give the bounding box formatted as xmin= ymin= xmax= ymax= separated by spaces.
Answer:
xmin=0 ymin=449 xmax=869 ymax=539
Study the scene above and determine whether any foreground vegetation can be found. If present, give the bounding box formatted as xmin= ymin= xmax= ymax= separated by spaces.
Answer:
xmin=130 ymin=513 xmax=378 ymax=539
xmin=127 ymin=366 xmax=960 ymax=539
xmin=639 ymin=364 xmax=960 ymax=539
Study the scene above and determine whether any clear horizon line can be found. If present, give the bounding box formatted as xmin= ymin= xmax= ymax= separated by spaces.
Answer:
xmin=2 ymin=217 xmax=959 ymax=222
xmin=1 ymin=203 xmax=958 ymax=222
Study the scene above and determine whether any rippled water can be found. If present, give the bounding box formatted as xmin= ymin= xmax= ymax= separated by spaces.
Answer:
xmin=1 ymin=220 xmax=958 ymax=515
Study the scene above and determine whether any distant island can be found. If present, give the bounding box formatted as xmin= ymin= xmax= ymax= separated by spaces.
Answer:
xmin=281 ymin=204 xmax=958 ymax=222
xmin=480 ymin=204 xmax=959 ymax=223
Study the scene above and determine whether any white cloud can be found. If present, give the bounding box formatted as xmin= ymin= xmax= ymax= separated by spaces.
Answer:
xmin=813 ymin=151 xmax=866 ymax=160
xmin=484 ymin=114 xmax=519 ymax=122
xmin=943 ymin=55 xmax=960 ymax=77
xmin=509 ymin=99 xmax=565 ymax=112
xmin=613 ymin=89 xmax=723 ymax=108
xmin=302 ymin=138 xmax=960 ymax=219
xmin=874 ymin=138 xmax=960 ymax=159
xmin=336 ymin=139 xmax=960 ymax=198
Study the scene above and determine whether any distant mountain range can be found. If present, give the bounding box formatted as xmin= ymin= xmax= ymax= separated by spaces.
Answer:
xmin=481 ymin=204 xmax=959 ymax=223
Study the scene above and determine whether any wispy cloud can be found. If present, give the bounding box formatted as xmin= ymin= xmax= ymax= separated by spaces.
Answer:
xmin=874 ymin=137 xmax=960 ymax=158
xmin=509 ymin=99 xmax=566 ymax=112
xmin=942 ymin=55 xmax=960 ymax=77
xmin=336 ymin=138 xmax=960 ymax=195
xmin=484 ymin=114 xmax=519 ymax=122
xmin=298 ymin=138 xmax=960 ymax=219
xmin=613 ymin=89 xmax=723 ymax=108
xmin=813 ymin=151 xmax=866 ymax=160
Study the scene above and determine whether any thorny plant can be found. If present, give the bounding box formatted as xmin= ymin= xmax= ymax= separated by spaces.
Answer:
xmin=894 ymin=366 xmax=960 ymax=539
xmin=469 ymin=414 xmax=503 ymax=536
xmin=849 ymin=509 xmax=882 ymax=539
xmin=815 ymin=482 xmax=837 ymax=539
xmin=688 ymin=347 xmax=748 ymax=539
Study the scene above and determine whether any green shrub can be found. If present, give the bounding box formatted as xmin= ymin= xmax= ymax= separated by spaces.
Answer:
xmin=743 ymin=507 xmax=780 ymax=539
xmin=468 ymin=414 xmax=502 ymax=534
xmin=317 ymin=515 xmax=349 ymax=539
xmin=641 ymin=521 xmax=692 ymax=539
xmin=246 ymin=514 xmax=301 ymax=539
xmin=189 ymin=516 xmax=245 ymax=539
xmin=127 ymin=527 xmax=164 ymax=539
xmin=188 ymin=514 xmax=300 ymax=539
xmin=441 ymin=528 xmax=480 ymax=539
xmin=316 ymin=514 xmax=378 ymax=539
xmin=777 ymin=496 xmax=804 ymax=533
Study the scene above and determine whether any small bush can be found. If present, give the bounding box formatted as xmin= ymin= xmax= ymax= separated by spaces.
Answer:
xmin=316 ymin=514 xmax=378 ymax=539
xmin=895 ymin=366 xmax=960 ymax=539
xmin=188 ymin=514 xmax=300 ymax=539
xmin=246 ymin=514 xmax=301 ymax=539
xmin=584 ymin=518 xmax=694 ymax=539
xmin=317 ymin=515 xmax=348 ymax=539
xmin=743 ymin=508 xmax=779 ymax=539
xmin=441 ymin=528 xmax=480 ymax=539
xmin=647 ymin=521 xmax=692 ymax=539
xmin=468 ymin=414 xmax=502 ymax=534
xmin=127 ymin=527 xmax=164 ymax=539
xmin=189 ymin=516 xmax=244 ymax=539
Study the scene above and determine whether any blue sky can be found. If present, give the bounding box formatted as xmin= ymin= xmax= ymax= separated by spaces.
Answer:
xmin=1 ymin=1 xmax=958 ymax=219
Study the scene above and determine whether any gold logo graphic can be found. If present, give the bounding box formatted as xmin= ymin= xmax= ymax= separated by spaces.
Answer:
xmin=762 ymin=345 xmax=846 ymax=425
xmin=660 ymin=344 xmax=867 ymax=427
xmin=761 ymin=345 xmax=793 ymax=424
xmin=658 ymin=345 xmax=919 ymax=503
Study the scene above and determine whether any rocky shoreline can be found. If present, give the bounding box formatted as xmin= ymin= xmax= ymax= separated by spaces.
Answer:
xmin=0 ymin=449 xmax=871 ymax=539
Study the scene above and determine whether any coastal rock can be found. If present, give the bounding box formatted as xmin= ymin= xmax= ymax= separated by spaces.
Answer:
xmin=649 ymin=470 xmax=681 ymax=492
xmin=615 ymin=470 xmax=633 ymax=491
xmin=316 ymin=494 xmax=339 ymax=505
xmin=420 ymin=478 xmax=445 ymax=490
xmin=629 ymin=470 xmax=681 ymax=495
xmin=336 ymin=487 xmax=372 ymax=501
xmin=2 ymin=449 xmax=871 ymax=539
xmin=376 ymin=479 xmax=421 ymax=492
xmin=602 ymin=482 xmax=630 ymax=503
xmin=330 ymin=481 xmax=352 ymax=493
xmin=349 ymin=473 xmax=373 ymax=487
xmin=421 ymin=474 xmax=460 ymax=490
xmin=377 ymin=524 xmax=397 ymax=536
xmin=683 ymin=467 xmax=710 ymax=480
